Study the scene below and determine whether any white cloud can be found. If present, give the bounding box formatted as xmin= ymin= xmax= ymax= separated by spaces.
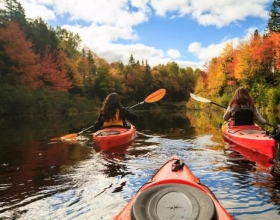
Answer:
xmin=22 ymin=0 xmax=149 ymax=26
xmin=64 ymin=24 xmax=138 ymax=46
xmin=19 ymin=0 xmax=270 ymax=70
xmin=150 ymin=0 xmax=270 ymax=27
xmin=166 ymin=49 xmax=181 ymax=59
xmin=94 ymin=43 xmax=165 ymax=65
xmin=21 ymin=0 xmax=56 ymax=21
xmin=194 ymin=1 xmax=269 ymax=27
xmin=0 ymin=2 xmax=5 ymax=9
xmin=189 ymin=41 xmax=228 ymax=61
xmin=150 ymin=0 xmax=192 ymax=17
xmin=188 ymin=36 xmax=242 ymax=61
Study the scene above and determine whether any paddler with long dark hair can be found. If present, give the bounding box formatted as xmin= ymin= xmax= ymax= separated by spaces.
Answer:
xmin=92 ymin=93 xmax=137 ymax=132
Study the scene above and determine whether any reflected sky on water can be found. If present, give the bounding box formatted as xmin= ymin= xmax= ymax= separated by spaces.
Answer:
xmin=1 ymin=109 xmax=280 ymax=219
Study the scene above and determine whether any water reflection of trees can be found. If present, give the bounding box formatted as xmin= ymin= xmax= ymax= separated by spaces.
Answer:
xmin=135 ymin=109 xmax=194 ymax=137
xmin=0 ymin=114 xmax=98 ymax=146
xmin=185 ymin=110 xmax=226 ymax=146
xmin=0 ymin=140 xmax=92 ymax=213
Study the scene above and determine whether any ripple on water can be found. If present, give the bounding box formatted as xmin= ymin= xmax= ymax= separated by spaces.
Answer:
xmin=12 ymin=153 xmax=128 ymax=220
xmin=2 ymin=133 xmax=280 ymax=220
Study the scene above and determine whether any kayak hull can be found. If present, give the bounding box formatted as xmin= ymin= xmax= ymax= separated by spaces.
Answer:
xmin=114 ymin=155 xmax=232 ymax=220
xmin=222 ymin=123 xmax=276 ymax=159
xmin=93 ymin=125 xmax=136 ymax=151
xmin=224 ymin=139 xmax=275 ymax=170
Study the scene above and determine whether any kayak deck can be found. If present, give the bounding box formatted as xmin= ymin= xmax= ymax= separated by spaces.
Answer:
xmin=114 ymin=155 xmax=232 ymax=220
xmin=93 ymin=125 xmax=136 ymax=151
xmin=222 ymin=123 xmax=276 ymax=159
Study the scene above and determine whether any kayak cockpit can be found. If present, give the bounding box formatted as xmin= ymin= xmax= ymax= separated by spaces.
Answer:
xmin=131 ymin=183 xmax=217 ymax=220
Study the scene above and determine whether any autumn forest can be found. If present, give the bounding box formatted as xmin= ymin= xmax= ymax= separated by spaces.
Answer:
xmin=193 ymin=1 xmax=280 ymax=114
xmin=1 ymin=0 xmax=280 ymax=118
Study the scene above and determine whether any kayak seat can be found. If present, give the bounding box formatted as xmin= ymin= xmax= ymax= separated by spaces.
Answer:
xmin=131 ymin=183 xmax=217 ymax=220
xmin=233 ymin=109 xmax=254 ymax=126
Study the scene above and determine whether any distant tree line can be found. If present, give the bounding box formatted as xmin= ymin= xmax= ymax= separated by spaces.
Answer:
xmin=2 ymin=0 xmax=280 ymax=118
xmin=0 ymin=0 xmax=199 ymax=117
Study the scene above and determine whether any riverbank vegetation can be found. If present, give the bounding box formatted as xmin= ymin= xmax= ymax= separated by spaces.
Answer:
xmin=1 ymin=0 xmax=280 ymax=117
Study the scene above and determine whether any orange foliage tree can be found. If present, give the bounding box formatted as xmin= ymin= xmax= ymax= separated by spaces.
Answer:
xmin=249 ymin=31 xmax=275 ymax=83
xmin=269 ymin=32 xmax=280 ymax=70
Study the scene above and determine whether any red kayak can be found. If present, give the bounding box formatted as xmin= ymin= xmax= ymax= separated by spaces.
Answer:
xmin=93 ymin=125 xmax=136 ymax=151
xmin=114 ymin=155 xmax=233 ymax=220
xmin=222 ymin=122 xmax=279 ymax=160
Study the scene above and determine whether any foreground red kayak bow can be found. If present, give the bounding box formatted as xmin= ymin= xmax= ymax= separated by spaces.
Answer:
xmin=114 ymin=155 xmax=233 ymax=220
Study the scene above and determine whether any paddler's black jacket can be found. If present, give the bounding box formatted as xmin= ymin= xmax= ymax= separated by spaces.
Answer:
xmin=223 ymin=103 xmax=266 ymax=126
xmin=92 ymin=107 xmax=137 ymax=132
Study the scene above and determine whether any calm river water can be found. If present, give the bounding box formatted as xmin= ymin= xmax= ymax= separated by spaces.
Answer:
xmin=1 ymin=107 xmax=280 ymax=220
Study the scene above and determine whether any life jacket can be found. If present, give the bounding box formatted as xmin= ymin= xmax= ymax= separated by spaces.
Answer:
xmin=230 ymin=102 xmax=254 ymax=126
xmin=103 ymin=109 xmax=124 ymax=127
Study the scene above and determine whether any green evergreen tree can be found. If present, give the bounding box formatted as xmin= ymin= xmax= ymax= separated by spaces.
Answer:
xmin=28 ymin=18 xmax=59 ymax=56
xmin=87 ymin=50 xmax=96 ymax=75
xmin=268 ymin=0 xmax=280 ymax=32
xmin=128 ymin=54 xmax=136 ymax=67
xmin=3 ymin=0 xmax=27 ymax=30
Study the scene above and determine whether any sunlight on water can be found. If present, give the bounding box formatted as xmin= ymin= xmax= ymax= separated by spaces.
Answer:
xmin=1 ymin=133 xmax=279 ymax=220
xmin=1 ymin=110 xmax=280 ymax=220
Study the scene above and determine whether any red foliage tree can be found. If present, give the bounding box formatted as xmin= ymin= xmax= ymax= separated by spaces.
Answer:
xmin=37 ymin=50 xmax=72 ymax=92
xmin=0 ymin=21 xmax=40 ymax=87
xmin=0 ymin=21 xmax=72 ymax=91
xmin=251 ymin=35 xmax=274 ymax=65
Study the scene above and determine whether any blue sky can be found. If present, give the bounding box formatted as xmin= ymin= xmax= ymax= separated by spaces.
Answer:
xmin=18 ymin=0 xmax=273 ymax=70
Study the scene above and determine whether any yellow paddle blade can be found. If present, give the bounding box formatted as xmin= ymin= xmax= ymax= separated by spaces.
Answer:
xmin=60 ymin=133 xmax=77 ymax=140
xmin=144 ymin=88 xmax=166 ymax=103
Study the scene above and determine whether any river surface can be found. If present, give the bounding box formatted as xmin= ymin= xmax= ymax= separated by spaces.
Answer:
xmin=1 ymin=108 xmax=280 ymax=220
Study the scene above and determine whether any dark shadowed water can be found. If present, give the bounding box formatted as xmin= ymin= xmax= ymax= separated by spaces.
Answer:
xmin=1 ymin=108 xmax=280 ymax=220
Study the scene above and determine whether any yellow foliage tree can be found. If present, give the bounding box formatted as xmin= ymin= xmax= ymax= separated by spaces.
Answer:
xmin=207 ymin=57 xmax=225 ymax=97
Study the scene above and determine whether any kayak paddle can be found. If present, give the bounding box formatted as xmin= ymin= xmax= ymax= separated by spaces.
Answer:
xmin=190 ymin=93 xmax=275 ymax=128
xmin=59 ymin=125 xmax=96 ymax=141
xmin=190 ymin=93 xmax=226 ymax=109
xmin=129 ymin=88 xmax=166 ymax=108
xmin=59 ymin=88 xmax=166 ymax=141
